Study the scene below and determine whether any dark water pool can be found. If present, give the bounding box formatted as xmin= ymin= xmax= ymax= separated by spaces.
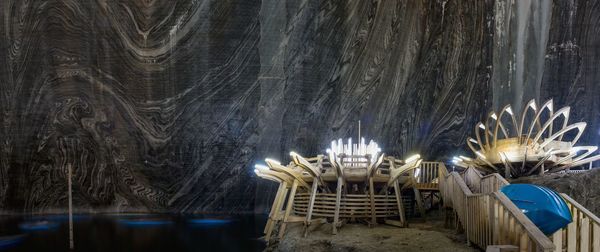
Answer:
xmin=0 ymin=214 xmax=267 ymax=252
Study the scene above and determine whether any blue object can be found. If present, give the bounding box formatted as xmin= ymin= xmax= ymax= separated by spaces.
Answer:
xmin=18 ymin=221 xmax=60 ymax=231
xmin=500 ymin=184 xmax=572 ymax=234
xmin=188 ymin=219 xmax=232 ymax=226
xmin=0 ymin=235 xmax=26 ymax=250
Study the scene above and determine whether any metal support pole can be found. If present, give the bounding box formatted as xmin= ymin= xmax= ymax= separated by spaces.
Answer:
xmin=68 ymin=163 xmax=74 ymax=250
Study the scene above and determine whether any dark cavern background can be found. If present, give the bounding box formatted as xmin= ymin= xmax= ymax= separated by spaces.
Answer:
xmin=1 ymin=0 xmax=599 ymax=213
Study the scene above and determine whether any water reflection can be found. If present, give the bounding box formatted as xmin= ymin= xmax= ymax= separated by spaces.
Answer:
xmin=18 ymin=221 xmax=60 ymax=232
xmin=0 ymin=235 xmax=26 ymax=250
xmin=0 ymin=214 xmax=267 ymax=251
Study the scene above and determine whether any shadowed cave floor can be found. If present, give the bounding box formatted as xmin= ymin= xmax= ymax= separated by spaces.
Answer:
xmin=266 ymin=211 xmax=479 ymax=252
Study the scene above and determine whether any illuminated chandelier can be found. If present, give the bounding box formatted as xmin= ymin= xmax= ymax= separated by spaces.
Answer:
xmin=253 ymin=134 xmax=427 ymax=242
xmin=453 ymin=99 xmax=600 ymax=177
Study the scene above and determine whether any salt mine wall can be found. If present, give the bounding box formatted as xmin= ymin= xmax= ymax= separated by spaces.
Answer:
xmin=0 ymin=0 xmax=599 ymax=213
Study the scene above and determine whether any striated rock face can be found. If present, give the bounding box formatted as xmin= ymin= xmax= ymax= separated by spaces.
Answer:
xmin=0 ymin=0 xmax=598 ymax=213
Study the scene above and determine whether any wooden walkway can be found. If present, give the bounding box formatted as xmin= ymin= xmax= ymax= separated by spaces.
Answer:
xmin=440 ymin=166 xmax=600 ymax=252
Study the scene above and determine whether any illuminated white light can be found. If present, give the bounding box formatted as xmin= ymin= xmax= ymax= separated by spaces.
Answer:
xmin=255 ymin=164 xmax=269 ymax=171
xmin=452 ymin=159 xmax=459 ymax=164
xmin=491 ymin=113 xmax=497 ymax=120
xmin=265 ymin=158 xmax=281 ymax=165
xmin=414 ymin=168 xmax=421 ymax=178
xmin=506 ymin=107 xmax=513 ymax=115
xmin=290 ymin=151 xmax=298 ymax=157
xmin=475 ymin=151 xmax=486 ymax=159
xmin=328 ymin=137 xmax=382 ymax=166
xmin=548 ymin=103 xmax=553 ymax=111
xmin=459 ymin=155 xmax=472 ymax=161
xmin=452 ymin=156 xmax=462 ymax=162
xmin=479 ymin=124 xmax=486 ymax=130
xmin=405 ymin=154 xmax=421 ymax=163
xmin=469 ymin=138 xmax=478 ymax=144
xmin=254 ymin=169 xmax=259 ymax=174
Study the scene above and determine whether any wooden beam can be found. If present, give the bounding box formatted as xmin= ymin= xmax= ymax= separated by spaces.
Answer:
xmin=264 ymin=183 xmax=285 ymax=234
xmin=333 ymin=176 xmax=343 ymax=235
xmin=304 ymin=179 xmax=319 ymax=237
xmin=279 ymin=180 xmax=299 ymax=239
xmin=393 ymin=180 xmax=406 ymax=227
xmin=413 ymin=186 xmax=426 ymax=220
xmin=265 ymin=182 xmax=289 ymax=243
xmin=369 ymin=177 xmax=376 ymax=225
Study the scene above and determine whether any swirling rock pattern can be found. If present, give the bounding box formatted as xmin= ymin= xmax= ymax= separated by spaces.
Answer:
xmin=0 ymin=0 xmax=597 ymax=213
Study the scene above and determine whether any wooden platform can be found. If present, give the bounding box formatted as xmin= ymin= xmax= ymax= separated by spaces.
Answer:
xmin=255 ymin=144 xmax=448 ymax=243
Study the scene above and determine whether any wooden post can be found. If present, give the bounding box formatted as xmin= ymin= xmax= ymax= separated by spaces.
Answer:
xmin=265 ymin=183 xmax=285 ymax=234
xmin=369 ymin=177 xmax=376 ymax=225
xmin=465 ymin=196 xmax=470 ymax=246
xmin=266 ymin=183 xmax=288 ymax=243
xmin=67 ymin=163 xmax=74 ymax=250
xmin=393 ymin=180 xmax=406 ymax=227
xmin=552 ymin=230 xmax=562 ymax=252
xmin=581 ymin=218 xmax=590 ymax=252
xmin=567 ymin=210 xmax=577 ymax=252
xmin=333 ymin=176 xmax=343 ymax=234
xmin=413 ymin=187 xmax=426 ymax=219
xmin=592 ymin=223 xmax=599 ymax=252
xmin=304 ymin=179 xmax=319 ymax=237
xmin=279 ymin=179 xmax=299 ymax=239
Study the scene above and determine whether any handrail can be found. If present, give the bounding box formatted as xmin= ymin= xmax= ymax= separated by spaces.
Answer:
xmin=493 ymin=192 xmax=555 ymax=250
xmin=444 ymin=166 xmax=600 ymax=251
xmin=442 ymin=169 xmax=555 ymax=251
xmin=561 ymin=194 xmax=600 ymax=224
xmin=414 ymin=161 xmax=446 ymax=190
xmin=551 ymin=193 xmax=600 ymax=252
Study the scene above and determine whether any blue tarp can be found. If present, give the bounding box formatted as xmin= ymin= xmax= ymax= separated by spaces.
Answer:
xmin=500 ymin=184 xmax=572 ymax=235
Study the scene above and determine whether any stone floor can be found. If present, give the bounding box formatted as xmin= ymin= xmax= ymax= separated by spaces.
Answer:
xmin=266 ymin=211 xmax=479 ymax=252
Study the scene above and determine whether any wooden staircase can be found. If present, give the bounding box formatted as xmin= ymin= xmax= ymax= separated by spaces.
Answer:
xmin=440 ymin=165 xmax=600 ymax=252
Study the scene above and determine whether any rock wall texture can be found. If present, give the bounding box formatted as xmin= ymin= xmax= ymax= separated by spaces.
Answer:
xmin=0 ymin=0 xmax=598 ymax=213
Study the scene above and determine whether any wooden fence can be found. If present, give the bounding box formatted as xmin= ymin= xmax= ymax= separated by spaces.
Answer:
xmin=293 ymin=192 xmax=400 ymax=218
xmin=441 ymin=168 xmax=555 ymax=251
xmin=551 ymin=193 xmax=600 ymax=252
xmin=416 ymin=161 xmax=447 ymax=190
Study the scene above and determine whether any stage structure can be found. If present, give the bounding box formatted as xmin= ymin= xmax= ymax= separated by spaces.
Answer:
xmin=453 ymin=99 xmax=600 ymax=177
xmin=255 ymin=138 xmax=446 ymax=243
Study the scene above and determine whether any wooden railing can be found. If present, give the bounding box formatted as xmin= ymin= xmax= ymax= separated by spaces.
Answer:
xmin=415 ymin=162 xmax=447 ymax=190
xmin=293 ymin=192 xmax=400 ymax=218
xmin=443 ymin=166 xmax=600 ymax=251
xmin=551 ymin=193 xmax=600 ymax=252
xmin=441 ymin=169 xmax=555 ymax=251
xmin=480 ymin=173 xmax=509 ymax=194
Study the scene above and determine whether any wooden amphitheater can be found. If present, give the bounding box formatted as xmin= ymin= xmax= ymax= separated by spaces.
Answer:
xmin=254 ymin=138 xmax=446 ymax=243
xmin=256 ymin=100 xmax=600 ymax=251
